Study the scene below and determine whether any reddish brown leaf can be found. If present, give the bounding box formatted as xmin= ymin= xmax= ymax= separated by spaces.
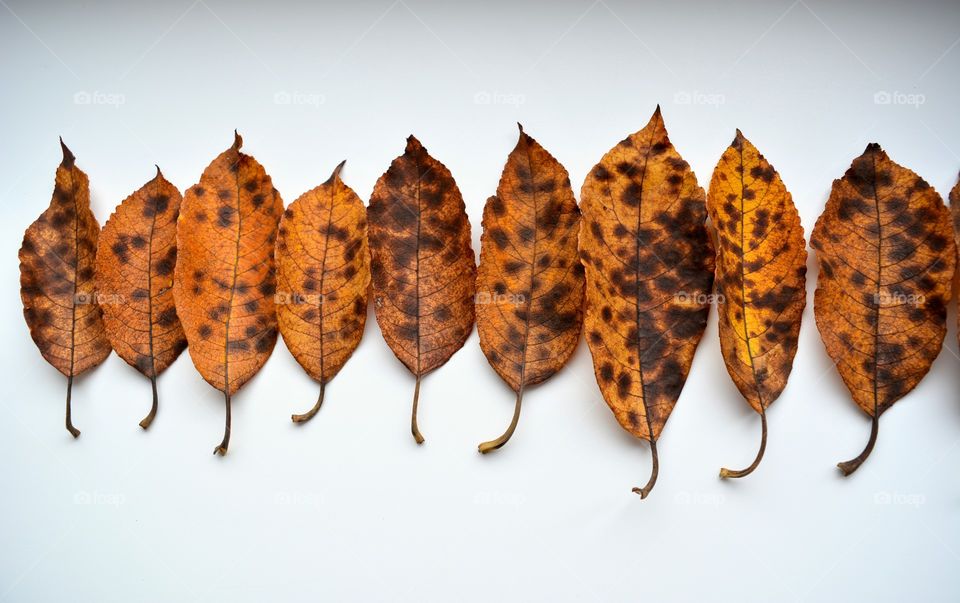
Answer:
xmin=812 ymin=144 xmax=955 ymax=474
xmin=579 ymin=107 xmax=715 ymax=497
xmin=475 ymin=126 xmax=584 ymax=453
xmin=96 ymin=167 xmax=186 ymax=429
xmin=276 ymin=162 xmax=370 ymax=423
xmin=19 ymin=139 xmax=111 ymax=437
xmin=173 ymin=132 xmax=283 ymax=455
xmin=367 ymin=136 xmax=477 ymax=444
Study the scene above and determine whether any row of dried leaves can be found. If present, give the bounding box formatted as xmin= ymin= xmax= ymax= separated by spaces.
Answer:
xmin=19 ymin=122 xmax=959 ymax=497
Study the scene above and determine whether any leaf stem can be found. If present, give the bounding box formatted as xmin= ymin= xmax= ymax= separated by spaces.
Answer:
xmin=140 ymin=375 xmax=158 ymax=429
xmin=411 ymin=375 xmax=424 ymax=444
xmin=292 ymin=381 xmax=325 ymax=424
xmin=837 ymin=413 xmax=878 ymax=476
xmin=478 ymin=390 xmax=523 ymax=454
xmin=632 ymin=439 xmax=658 ymax=498
xmin=65 ymin=375 xmax=80 ymax=438
xmin=213 ymin=392 xmax=231 ymax=456
xmin=720 ymin=408 xmax=767 ymax=479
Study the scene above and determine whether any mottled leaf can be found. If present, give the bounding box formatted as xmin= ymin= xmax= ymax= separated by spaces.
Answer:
xmin=812 ymin=144 xmax=955 ymax=475
xmin=276 ymin=162 xmax=370 ymax=423
xmin=95 ymin=167 xmax=186 ymax=429
xmin=19 ymin=140 xmax=111 ymax=437
xmin=367 ymin=136 xmax=477 ymax=444
xmin=172 ymin=132 xmax=283 ymax=455
xmin=475 ymin=126 xmax=585 ymax=453
xmin=707 ymin=131 xmax=806 ymax=478
xmin=579 ymin=107 xmax=715 ymax=497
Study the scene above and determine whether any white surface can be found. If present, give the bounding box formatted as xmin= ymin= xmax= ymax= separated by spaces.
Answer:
xmin=2 ymin=0 xmax=959 ymax=601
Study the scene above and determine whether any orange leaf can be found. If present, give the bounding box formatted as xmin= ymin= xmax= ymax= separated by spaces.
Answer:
xmin=19 ymin=139 xmax=111 ymax=437
xmin=96 ymin=167 xmax=187 ymax=429
xmin=812 ymin=144 xmax=955 ymax=475
xmin=475 ymin=126 xmax=584 ymax=453
xmin=707 ymin=131 xmax=807 ymax=479
xmin=579 ymin=107 xmax=714 ymax=497
xmin=173 ymin=132 xmax=283 ymax=455
xmin=276 ymin=162 xmax=370 ymax=424
xmin=367 ymin=136 xmax=477 ymax=444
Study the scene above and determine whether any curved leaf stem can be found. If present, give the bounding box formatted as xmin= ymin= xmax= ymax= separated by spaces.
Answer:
xmin=478 ymin=390 xmax=523 ymax=454
xmin=720 ymin=408 xmax=767 ymax=479
xmin=837 ymin=413 xmax=878 ymax=476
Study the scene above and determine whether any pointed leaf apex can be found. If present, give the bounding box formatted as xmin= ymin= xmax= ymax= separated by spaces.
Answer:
xmin=654 ymin=104 xmax=662 ymax=115
xmin=864 ymin=142 xmax=882 ymax=154
xmin=154 ymin=164 xmax=163 ymax=178
xmin=328 ymin=160 xmax=347 ymax=185
xmin=517 ymin=122 xmax=524 ymax=134
xmin=232 ymin=130 xmax=243 ymax=150
xmin=59 ymin=137 xmax=75 ymax=169
xmin=405 ymin=135 xmax=423 ymax=152
xmin=732 ymin=129 xmax=746 ymax=150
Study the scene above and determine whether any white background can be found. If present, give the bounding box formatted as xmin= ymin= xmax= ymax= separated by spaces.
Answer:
xmin=2 ymin=0 xmax=959 ymax=601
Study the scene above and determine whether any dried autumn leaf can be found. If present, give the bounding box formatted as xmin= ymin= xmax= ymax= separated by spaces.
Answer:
xmin=812 ymin=144 xmax=955 ymax=475
xmin=95 ymin=167 xmax=186 ymax=429
xmin=173 ymin=132 xmax=283 ymax=455
xmin=475 ymin=126 xmax=585 ymax=453
xmin=19 ymin=139 xmax=112 ymax=437
xmin=275 ymin=162 xmax=370 ymax=423
xmin=707 ymin=131 xmax=806 ymax=479
xmin=579 ymin=107 xmax=714 ymax=497
xmin=367 ymin=136 xmax=476 ymax=444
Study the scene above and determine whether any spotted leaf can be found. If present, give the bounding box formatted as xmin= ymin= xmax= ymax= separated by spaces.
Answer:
xmin=579 ymin=107 xmax=715 ymax=497
xmin=475 ymin=126 xmax=585 ymax=453
xmin=367 ymin=136 xmax=477 ymax=444
xmin=707 ymin=131 xmax=806 ymax=479
xmin=276 ymin=162 xmax=370 ymax=424
xmin=19 ymin=140 xmax=111 ymax=437
xmin=95 ymin=167 xmax=186 ymax=429
xmin=812 ymin=144 xmax=955 ymax=475
xmin=172 ymin=132 xmax=283 ymax=455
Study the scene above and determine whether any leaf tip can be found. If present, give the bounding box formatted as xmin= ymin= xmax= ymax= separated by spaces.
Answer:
xmin=328 ymin=159 xmax=346 ymax=185
xmin=232 ymin=129 xmax=243 ymax=151
xmin=863 ymin=142 xmax=883 ymax=155
xmin=59 ymin=137 xmax=75 ymax=169
xmin=732 ymin=128 xmax=745 ymax=148
xmin=154 ymin=164 xmax=163 ymax=179
xmin=405 ymin=135 xmax=423 ymax=152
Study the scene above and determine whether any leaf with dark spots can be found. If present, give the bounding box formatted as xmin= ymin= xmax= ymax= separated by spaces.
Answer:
xmin=579 ymin=107 xmax=714 ymax=498
xmin=707 ymin=131 xmax=806 ymax=479
xmin=276 ymin=162 xmax=370 ymax=424
xmin=367 ymin=136 xmax=476 ymax=444
xmin=475 ymin=126 xmax=585 ymax=453
xmin=172 ymin=132 xmax=283 ymax=455
xmin=19 ymin=139 xmax=111 ymax=437
xmin=812 ymin=143 xmax=955 ymax=475
xmin=96 ymin=167 xmax=186 ymax=428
